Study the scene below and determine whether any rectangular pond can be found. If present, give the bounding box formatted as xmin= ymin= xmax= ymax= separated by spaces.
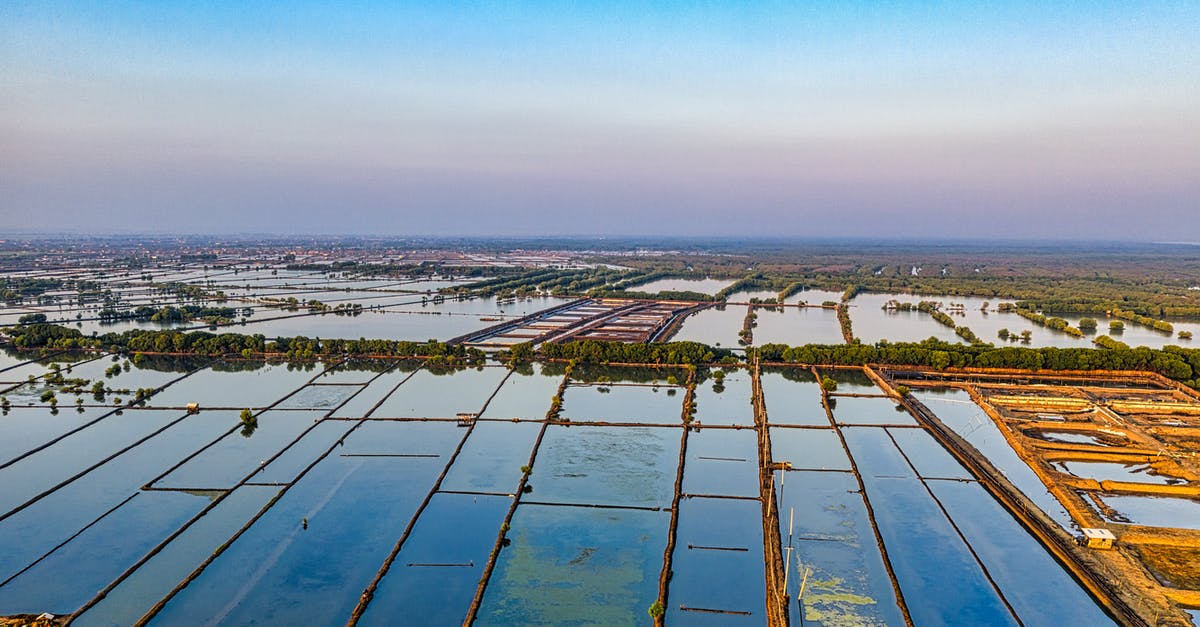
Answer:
xmin=474 ymin=504 xmax=669 ymax=626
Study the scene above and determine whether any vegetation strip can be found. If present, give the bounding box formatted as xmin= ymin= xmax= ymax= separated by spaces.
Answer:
xmin=652 ymin=365 xmax=694 ymax=624
xmin=752 ymin=357 xmax=790 ymax=627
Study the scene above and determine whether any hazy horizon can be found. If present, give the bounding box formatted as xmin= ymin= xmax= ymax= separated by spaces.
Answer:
xmin=3 ymin=2 xmax=1198 ymax=240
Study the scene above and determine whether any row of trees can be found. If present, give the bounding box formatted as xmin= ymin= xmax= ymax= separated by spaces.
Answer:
xmin=1111 ymin=307 xmax=1174 ymax=334
xmin=755 ymin=338 xmax=1200 ymax=388
xmin=1014 ymin=308 xmax=1085 ymax=337
xmin=836 ymin=304 xmax=854 ymax=342
xmin=98 ymin=304 xmax=246 ymax=323
xmin=2 ymin=323 xmax=485 ymax=364
xmin=1 ymin=278 xmax=65 ymax=303
xmin=536 ymin=340 xmax=729 ymax=365
xmin=8 ymin=322 xmax=1200 ymax=389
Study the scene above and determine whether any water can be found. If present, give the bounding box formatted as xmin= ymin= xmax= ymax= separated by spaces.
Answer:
xmin=276 ymin=383 xmax=364 ymax=409
xmin=149 ymin=363 xmax=319 ymax=409
xmin=0 ymin=358 xmax=1122 ymax=623
xmin=843 ymin=427 xmax=1019 ymax=626
xmin=559 ymin=383 xmax=684 ymax=424
xmin=1089 ymin=494 xmax=1200 ymax=529
xmin=786 ymin=289 xmax=845 ymax=306
xmin=753 ymin=306 xmax=844 ymax=345
xmin=682 ymin=428 xmax=760 ymax=498
xmin=531 ymin=426 xmax=679 ymax=508
xmin=727 ymin=289 xmax=779 ymax=302
xmin=770 ymin=427 xmax=851 ymax=471
xmin=887 ymin=427 xmax=973 ymax=480
xmin=152 ymin=410 xmax=327 ymax=489
xmin=146 ymin=422 xmax=464 ymax=626
xmin=1052 ymin=460 xmax=1185 ymax=485
xmin=372 ymin=367 xmax=509 ymax=418
xmin=668 ymin=304 xmax=748 ymax=348
xmin=932 ymin=480 xmax=1116 ymax=626
xmin=67 ymin=293 xmax=569 ymax=342
xmin=846 ymin=291 xmax=1200 ymax=349
xmin=692 ymin=368 xmax=754 ymax=426
xmin=479 ymin=365 xmax=562 ymax=419
xmin=0 ymin=410 xmax=236 ymax=586
xmin=440 ymin=421 xmax=541 ymax=494
xmin=0 ymin=406 xmax=113 ymax=464
xmin=631 ymin=277 xmax=733 ymax=295
xmin=0 ymin=351 xmax=35 ymax=373
xmin=1032 ymin=430 xmax=1125 ymax=446
xmin=0 ymin=490 xmax=209 ymax=614
xmin=358 ymin=493 xmax=511 ymax=626
xmin=914 ymin=389 xmax=1077 ymax=531
xmin=848 ymin=292 xmax=964 ymax=345
xmin=761 ymin=370 xmax=828 ymax=426
xmin=331 ymin=364 xmax=424 ymax=419
xmin=475 ymin=504 xmax=669 ymax=626
xmin=774 ymin=470 xmax=904 ymax=627
xmin=73 ymin=485 xmax=281 ymax=627
xmin=668 ymin=497 xmax=766 ymax=623
xmin=828 ymin=394 xmax=916 ymax=426
xmin=0 ymin=409 xmax=192 ymax=514
xmin=1059 ymin=313 xmax=1200 ymax=350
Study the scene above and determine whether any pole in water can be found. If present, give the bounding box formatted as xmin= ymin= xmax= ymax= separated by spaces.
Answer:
xmin=784 ymin=545 xmax=792 ymax=592
xmin=784 ymin=506 xmax=796 ymax=594
xmin=797 ymin=566 xmax=812 ymax=627
xmin=302 ymin=517 xmax=308 ymax=530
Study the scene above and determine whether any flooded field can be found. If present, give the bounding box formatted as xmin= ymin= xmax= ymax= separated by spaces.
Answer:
xmin=4 ymin=259 xmax=1197 ymax=352
xmin=0 ymin=348 xmax=1137 ymax=625
xmin=3 ymin=260 xmax=1200 ymax=624
xmin=631 ymin=278 xmax=733 ymax=295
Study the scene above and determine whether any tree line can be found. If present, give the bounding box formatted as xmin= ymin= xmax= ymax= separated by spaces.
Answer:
xmin=7 ymin=322 xmax=1200 ymax=389
xmin=2 ymin=323 xmax=485 ymax=365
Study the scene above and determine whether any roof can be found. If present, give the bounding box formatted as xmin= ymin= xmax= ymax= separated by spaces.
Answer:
xmin=1082 ymin=528 xmax=1116 ymax=540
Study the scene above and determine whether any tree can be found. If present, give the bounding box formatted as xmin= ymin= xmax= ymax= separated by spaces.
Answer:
xmin=239 ymin=408 xmax=258 ymax=437
xmin=1078 ymin=318 xmax=1098 ymax=332
xmin=1110 ymin=320 xmax=1125 ymax=332
xmin=821 ymin=376 xmax=838 ymax=392
xmin=997 ymin=328 xmax=1010 ymax=341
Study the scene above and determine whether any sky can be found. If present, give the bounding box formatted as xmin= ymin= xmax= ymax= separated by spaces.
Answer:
xmin=1 ymin=1 xmax=1198 ymax=240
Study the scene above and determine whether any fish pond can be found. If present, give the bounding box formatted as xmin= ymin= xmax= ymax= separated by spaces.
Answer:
xmin=0 ymin=354 xmax=1123 ymax=625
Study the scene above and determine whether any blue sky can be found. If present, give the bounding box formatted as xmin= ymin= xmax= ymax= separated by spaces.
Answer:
xmin=2 ymin=1 xmax=1197 ymax=239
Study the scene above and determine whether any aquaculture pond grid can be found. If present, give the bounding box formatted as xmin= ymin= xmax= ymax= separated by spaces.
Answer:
xmin=0 ymin=352 xmax=1119 ymax=625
